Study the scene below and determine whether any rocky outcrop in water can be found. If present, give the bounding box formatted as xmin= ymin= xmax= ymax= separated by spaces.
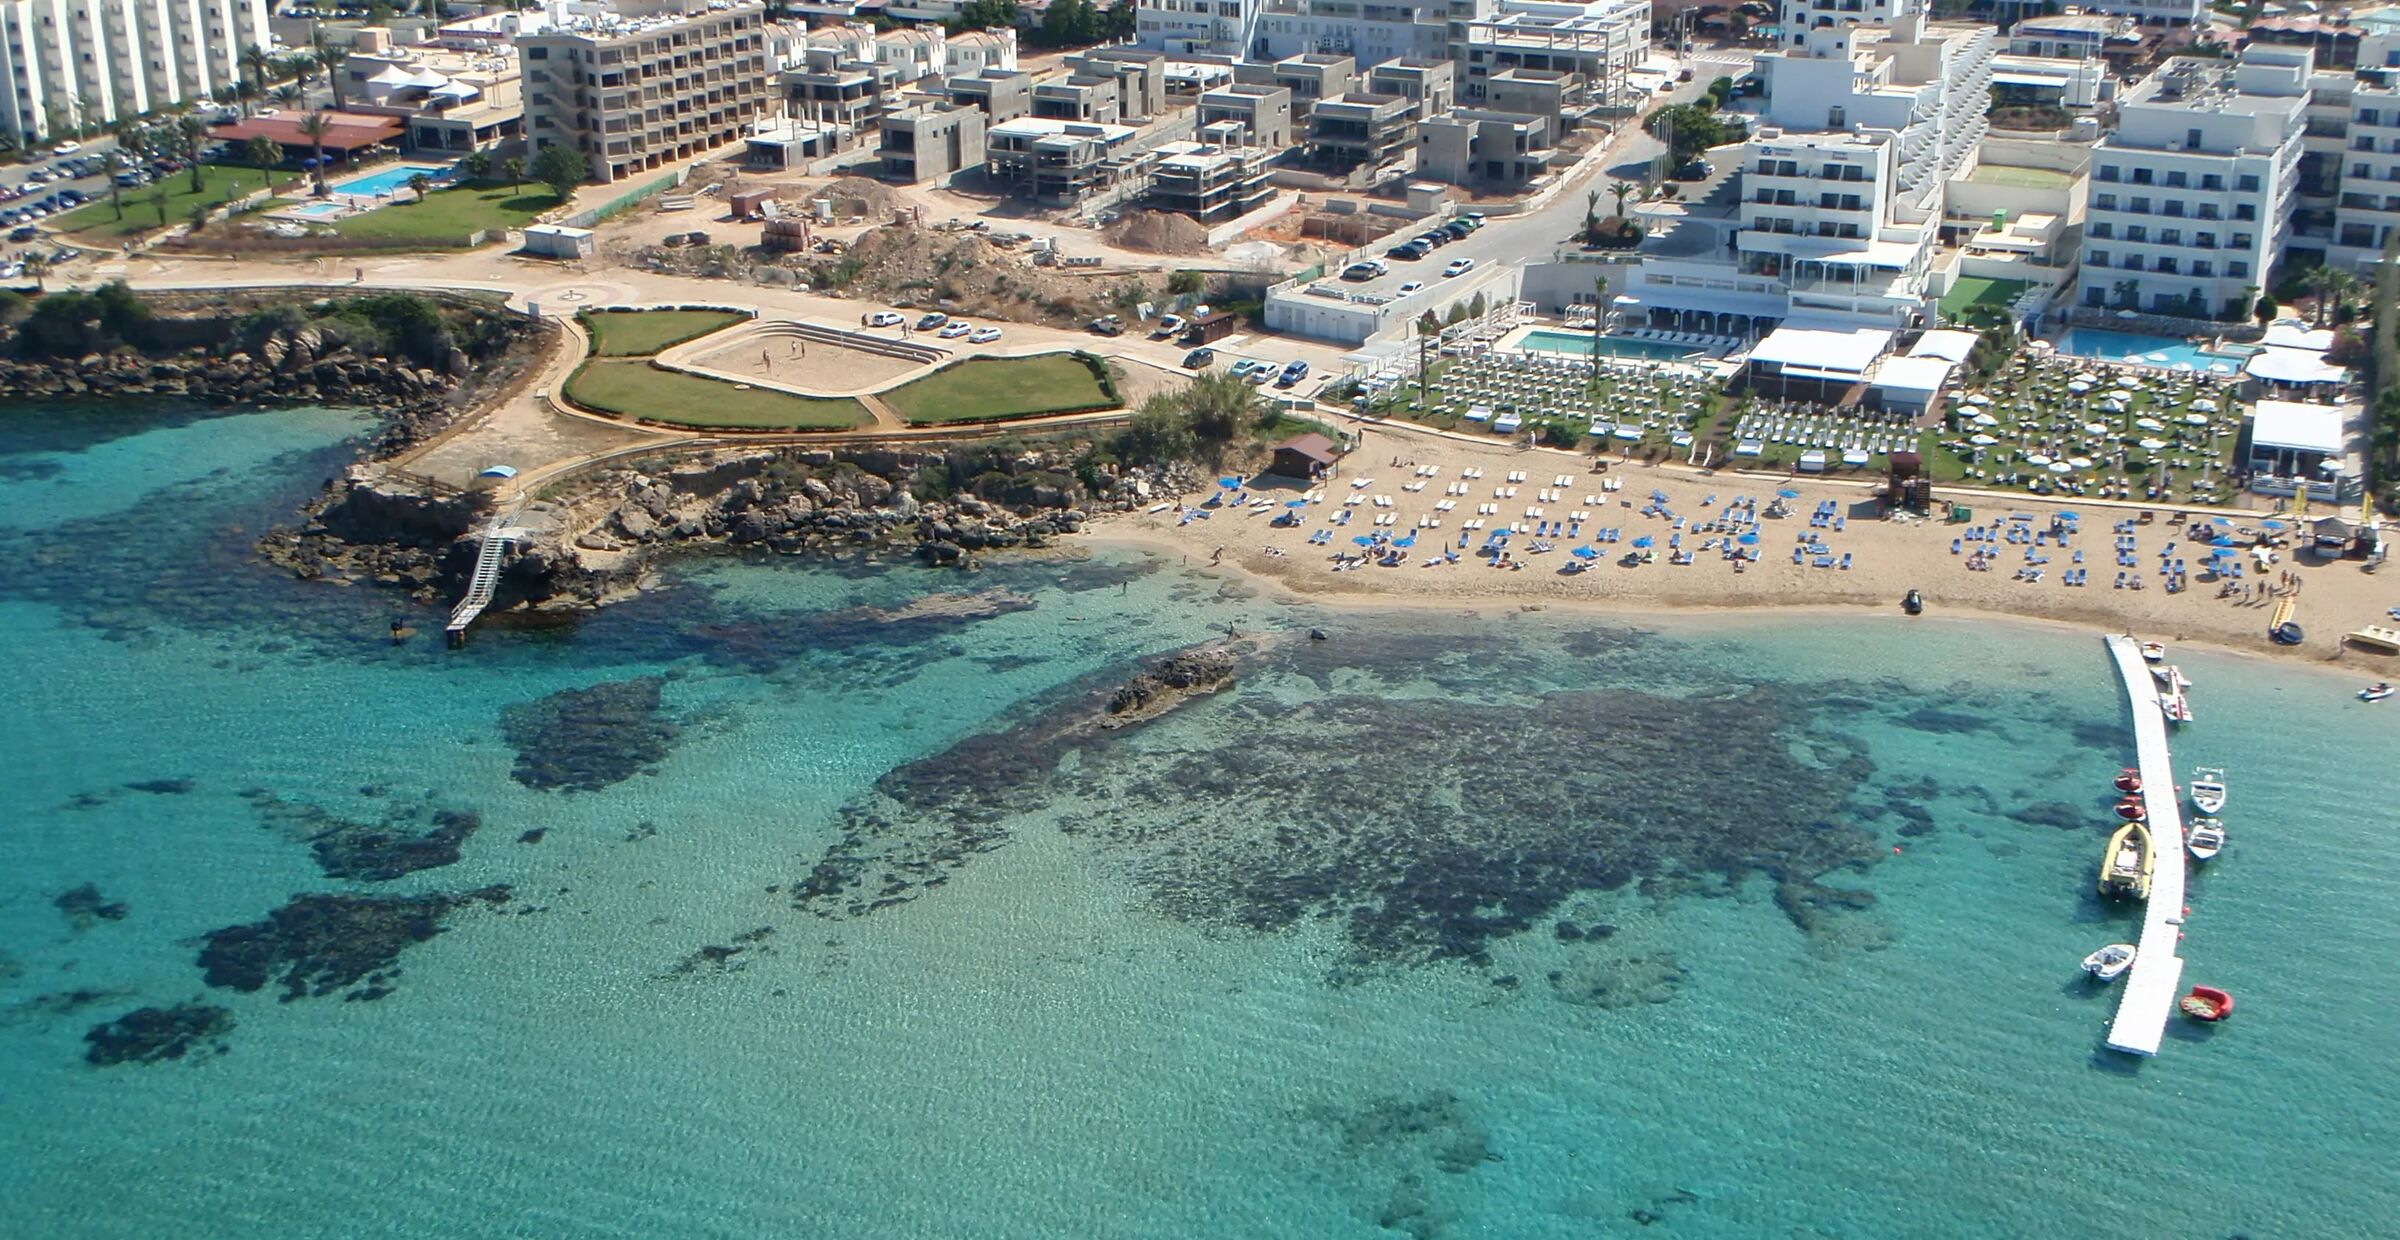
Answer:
xmin=198 ymin=887 xmax=511 ymax=1001
xmin=54 ymin=883 xmax=130 ymax=930
xmin=83 ymin=1002 xmax=235 ymax=1066
xmin=1103 ymin=647 xmax=1235 ymax=726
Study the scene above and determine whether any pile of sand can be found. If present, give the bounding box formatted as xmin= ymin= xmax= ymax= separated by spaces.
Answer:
xmin=818 ymin=176 xmax=906 ymax=220
xmin=809 ymin=222 xmax=1167 ymax=326
xmin=1104 ymin=210 xmax=1212 ymax=256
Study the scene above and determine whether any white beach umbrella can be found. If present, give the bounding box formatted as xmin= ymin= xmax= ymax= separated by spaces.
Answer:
xmin=1971 ymin=433 xmax=1999 ymax=446
xmin=2070 ymin=456 xmax=2094 ymax=469
xmin=2049 ymin=460 xmax=2075 ymax=474
xmin=2138 ymin=437 xmax=2168 ymax=451
xmin=1972 ymin=412 xmax=1999 ymax=427
xmin=2193 ymin=399 xmax=2218 ymax=412
xmin=2183 ymin=413 xmax=2210 ymax=426
xmin=2027 ymin=453 xmax=2054 ymax=466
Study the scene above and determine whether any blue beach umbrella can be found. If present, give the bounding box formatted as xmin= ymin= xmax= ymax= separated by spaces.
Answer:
xmin=1284 ymin=499 xmax=1308 ymax=508
xmin=1218 ymin=477 xmax=1243 ymax=489
xmin=1777 ymin=488 xmax=1801 ymax=499
xmin=2260 ymin=519 xmax=2288 ymax=531
xmin=2208 ymin=515 xmax=2232 ymax=525
xmin=1394 ymin=534 xmax=1417 ymax=548
xmin=2210 ymin=536 xmax=2237 ymax=548
xmin=1737 ymin=532 xmax=1760 ymax=545
xmin=1633 ymin=535 xmax=1655 ymax=548
xmin=2055 ymin=510 xmax=2081 ymax=521
xmin=1572 ymin=545 xmax=1599 ymax=560
xmin=1352 ymin=535 xmax=1378 ymax=547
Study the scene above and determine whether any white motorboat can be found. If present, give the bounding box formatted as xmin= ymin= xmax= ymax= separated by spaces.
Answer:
xmin=2159 ymin=687 xmax=2194 ymax=724
xmin=2139 ymin=641 xmax=2167 ymax=663
xmin=2188 ymin=817 xmax=2226 ymax=861
xmin=2189 ymin=767 xmax=2227 ymax=814
xmin=2151 ymin=664 xmax=2191 ymax=691
xmin=2083 ymin=943 xmax=2137 ymax=982
xmin=2362 ymin=682 xmax=2395 ymax=703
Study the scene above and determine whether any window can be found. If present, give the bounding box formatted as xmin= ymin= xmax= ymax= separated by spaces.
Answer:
xmin=2166 ymin=171 xmax=2187 ymax=188
xmin=2095 ymin=193 xmax=2116 ymax=210
xmin=2097 ymin=164 xmax=2121 ymax=182
xmin=2088 ymin=250 xmax=2110 ymax=267
xmin=2164 ymin=201 xmax=2185 ymax=218
xmin=2162 ymin=229 xmax=2181 ymax=246
xmin=2202 ymin=174 xmax=2223 ymax=190
xmin=2357 ymin=163 xmax=2374 ymax=178
xmin=2231 ymin=232 xmax=2253 ymax=248
xmin=2187 ymin=128 xmax=2203 ymax=149
xmin=2131 ymin=168 xmax=2154 ymax=185
xmin=2234 ymin=204 xmax=2257 ymax=221
xmin=1828 ymin=106 xmax=1845 ymax=129
xmin=2126 ymin=225 xmax=2147 ymax=242
xmin=2193 ymin=261 xmax=2214 ymax=278
xmin=2237 ymin=174 xmax=2260 ymax=192
xmin=2229 ymin=260 xmax=2249 ymax=278
xmin=2090 ymin=222 xmax=2113 ymax=239
xmin=2130 ymin=197 xmax=2152 ymax=214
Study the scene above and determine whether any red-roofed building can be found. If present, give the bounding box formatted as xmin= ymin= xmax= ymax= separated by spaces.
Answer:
xmin=207 ymin=113 xmax=406 ymax=158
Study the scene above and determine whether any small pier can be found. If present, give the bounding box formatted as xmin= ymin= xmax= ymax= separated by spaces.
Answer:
xmin=2101 ymin=634 xmax=2190 ymax=1057
xmin=445 ymin=524 xmax=516 ymax=644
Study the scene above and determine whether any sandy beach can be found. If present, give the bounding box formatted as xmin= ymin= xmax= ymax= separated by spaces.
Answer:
xmin=1099 ymin=416 xmax=2399 ymax=668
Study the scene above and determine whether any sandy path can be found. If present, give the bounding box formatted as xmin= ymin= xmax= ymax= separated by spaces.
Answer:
xmin=688 ymin=336 xmax=926 ymax=393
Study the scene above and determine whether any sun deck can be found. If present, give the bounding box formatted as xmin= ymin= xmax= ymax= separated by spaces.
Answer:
xmin=2102 ymin=634 xmax=2190 ymax=1056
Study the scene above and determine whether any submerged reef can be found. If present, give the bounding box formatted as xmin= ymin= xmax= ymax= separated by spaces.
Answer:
xmin=197 ymin=887 xmax=511 ymax=1001
xmin=792 ymin=632 xmax=1883 ymax=967
xmin=500 ymin=676 xmax=678 ymax=792
xmin=54 ymin=883 xmax=131 ymax=930
xmin=83 ymin=1003 xmax=235 ymax=1066
xmin=242 ymin=789 xmax=482 ymax=880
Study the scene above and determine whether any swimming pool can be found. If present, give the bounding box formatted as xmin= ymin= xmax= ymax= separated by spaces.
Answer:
xmin=331 ymin=163 xmax=451 ymax=198
xmin=286 ymin=201 xmax=346 ymax=218
xmin=2052 ymin=327 xmax=2250 ymax=373
xmin=1515 ymin=329 xmax=1697 ymax=361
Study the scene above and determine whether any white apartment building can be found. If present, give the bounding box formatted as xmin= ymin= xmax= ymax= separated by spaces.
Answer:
xmin=2081 ymin=0 xmax=2204 ymax=28
xmin=1624 ymin=2 xmax=1993 ymax=335
xmin=1135 ymin=0 xmax=1260 ymax=58
xmin=520 ymin=0 xmax=770 ymax=185
xmin=2327 ymin=34 xmax=2400 ymax=270
xmin=0 ymin=0 xmax=272 ymax=144
xmin=2076 ymin=48 xmax=2311 ymax=320
xmin=1138 ymin=0 xmax=1644 ymax=104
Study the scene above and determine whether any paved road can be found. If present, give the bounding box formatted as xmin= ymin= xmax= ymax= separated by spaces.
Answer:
xmin=1338 ymin=52 xmax=1754 ymax=304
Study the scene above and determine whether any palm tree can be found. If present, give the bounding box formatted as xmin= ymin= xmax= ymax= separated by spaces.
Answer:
xmin=2112 ymin=278 xmax=2140 ymax=311
xmin=245 ymin=135 xmax=285 ymax=191
xmin=149 ymin=186 xmax=171 ymax=230
xmin=502 ymin=155 xmax=525 ymax=192
xmin=23 ymin=252 xmax=49 ymax=291
xmin=232 ymin=77 xmax=260 ymax=119
xmin=1610 ymin=179 xmax=1639 ymax=218
xmin=2304 ymin=266 xmax=2335 ymax=327
xmin=177 ymin=115 xmax=207 ymax=194
xmin=243 ymin=46 xmax=278 ymax=94
xmin=1584 ymin=189 xmax=1599 ymax=243
xmin=315 ymin=36 xmax=353 ymax=112
xmin=407 ymin=172 xmax=432 ymax=203
xmin=2321 ymin=268 xmax=2360 ymax=326
xmin=188 ymin=201 xmax=213 ymax=232
xmin=1590 ymin=272 xmax=1609 ymax=405
xmin=298 ymin=111 xmax=334 ymax=196
xmin=272 ymin=84 xmax=303 ymax=110
xmin=462 ymin=149 xmax=492 ymax=181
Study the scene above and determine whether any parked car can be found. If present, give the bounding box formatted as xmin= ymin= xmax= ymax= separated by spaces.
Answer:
xmin=1442 ymin=220 xmax=1473 ymax=240
xmin=1386 ymin=241 xmax=1429 ymax=261
xmin=1465 ymin=211 xmax=1486 ymax=226
xmin=1182 ymin=346 xmax=1216 ymax=369
xmin=7 ymin=225 xmax=36 ymax=243
xmin=938 ymin=320 xmax=973 ymax=338
xmin=1341 ymin=258 xmax=1388 ymax=281
xmin=1152 ymin=313 xmax=1185 ymax=339
xmin=1672 ymin=158 xmax=1712 ymax=182
xmin=1225 ymin=358 xmax=1266 ymax=381
xmin=914 ymin=311 xmax=948 ymax=331
xmin=1443 ymin=258 xmax=1476 ymax=277
xmin=1396 ymin=280 xmax=1423 ymax=295
xmin=863 ymin=311 xmax=906 ymax=327
xmin=1088 ymin=314 xmax=1124 ymax=336
xmin=1416 ymin=231 xmax=1449 ymax=248
xmin=1276 ymin=360 xmax=1310 ymax=387
xmin=50 ymin=141 xmax=79 ymax=155
xmin=968 ymin=327 xmax=1003 ymax=344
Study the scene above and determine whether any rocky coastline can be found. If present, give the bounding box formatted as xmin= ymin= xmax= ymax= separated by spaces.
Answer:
xmin=261 ymin=441 xmax=1209 ymax=624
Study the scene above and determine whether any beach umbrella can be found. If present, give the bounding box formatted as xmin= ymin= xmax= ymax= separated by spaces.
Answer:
xmin=2136 ymin=417 xmax=2165 ymax=431
xmin=1970 ymin=433 xmax=1999 ymax=446
xmin=1393 ymin=534 xmax=1417 ymax=548
xmin=2261 ymin=519 xmax=2289 ymax=531
xmin=1972 ymin=413 xmax=2000 ymax=427
xmin=2193 ymin=399 xmax=2218 ymax=412
xmin=1284 ymin=499 xmax=1308 ymax=509
xmin=2084 ymin=421 xmax=2109 ymax=434
xmin=2068 ymin=380 xmax=2092 ymax=394
xmin=2027 ymin=453 xmax=2053 ymax=466
xmin=1777 ymin=488 xmax=1801 ymax=498
xmin=1633 ymin=535 xmax=1655 ymax=548
xmin=2138 ymin=437 xmax=2167 ymax=450
xmin=2048 ymin=461 xmax=2074 ymax=474
xmin=2210 ymin=536 xmax=2238 ymax=547
xmin=1572 ymin=545 xmax=1599 ymax=560
xmin=1218 ymin=477 xmax=1243 ymax=489
xmin=1964 ymin=394 xmax=1991 ymax=406
xmin=2070 ymin=457 xmax=2094 ymax=469
xmin=2208 ymin=516 xmax=2233 ymax=525
xmin=2183 ymin=413 xmax=2210 ymax=426
xmin=2107 ymin=389 xmax=2133 ymax=402
xmin=1351 ymin=535 xmax=1378 ymax=547
xmin=1737 ymin=532 xmax=1760 ymax=545
xmin=2056 ymin=510 xmax=2081 ymax=521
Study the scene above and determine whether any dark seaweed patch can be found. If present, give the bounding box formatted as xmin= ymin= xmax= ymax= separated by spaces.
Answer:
xmin=197 ymin=887 xmax=510 ymax=1001
xmin=500 ymin=676 xmax=678 ymax=792
xmin=124 ymin=777 xmax=196 ymax=795
xmin=83 ymin=1003 xmax=234 ymax=1066
xmin=1897 ymin=706 xmax=1996 ymax=735
xmin=242 ymin=789 xmax=482 ymax=880
xmin=2011 ymin=802 xmax=2088 ymax=831
xmin=54 ymin=883 xmax=130 ymax=930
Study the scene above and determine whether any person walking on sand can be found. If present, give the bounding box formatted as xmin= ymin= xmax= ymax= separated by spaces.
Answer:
xmin=1212 ymin=545 xmax=1225 ymax=565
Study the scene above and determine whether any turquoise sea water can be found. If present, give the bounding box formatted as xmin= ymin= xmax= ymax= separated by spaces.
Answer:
xmin=3 ymin=402 xmax=2398 ymax=1239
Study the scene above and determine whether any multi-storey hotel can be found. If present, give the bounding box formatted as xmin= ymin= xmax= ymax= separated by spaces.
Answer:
xmin=1622 ymin=1 xmax=1994 ymax=336
xmin=2075 ymin=48 xmax=2310 ymax=319
xmin=521 ymin=0 xmax=770 ymax=184
xmin=0 ymin=0 xmax=271 ymax=143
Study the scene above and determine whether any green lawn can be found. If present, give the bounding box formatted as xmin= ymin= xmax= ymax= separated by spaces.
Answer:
xmin=882 ymin=354 xmax=1118 ymax=425
xmin=52 ymin=165 xmax=282 ymax=240
xmin=564 ymin=360 xmax=866 ymax=430
xmin=330 ymin=180 xmax=560 ymax=244
xmin=1940 ymin=277 xmax=2029 ymax=320
xmin=581 ymin=309 xmax=749 ymax=357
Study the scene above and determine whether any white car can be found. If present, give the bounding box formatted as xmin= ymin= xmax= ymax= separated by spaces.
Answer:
xmin=938 ymin=320 xmax=973 ymax=338
xmin=1397 ymin=281 xmax=1423 ymax=295
xmin=1443 ymin=258 xmax=1476 ymax=277
xmin=50 ymin=141 xmax=80 ymax=155
xmin=863 ymin=311 xmax=905 ymax=328
xmin=968 ymin=327 xmax=1003 ymax=344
